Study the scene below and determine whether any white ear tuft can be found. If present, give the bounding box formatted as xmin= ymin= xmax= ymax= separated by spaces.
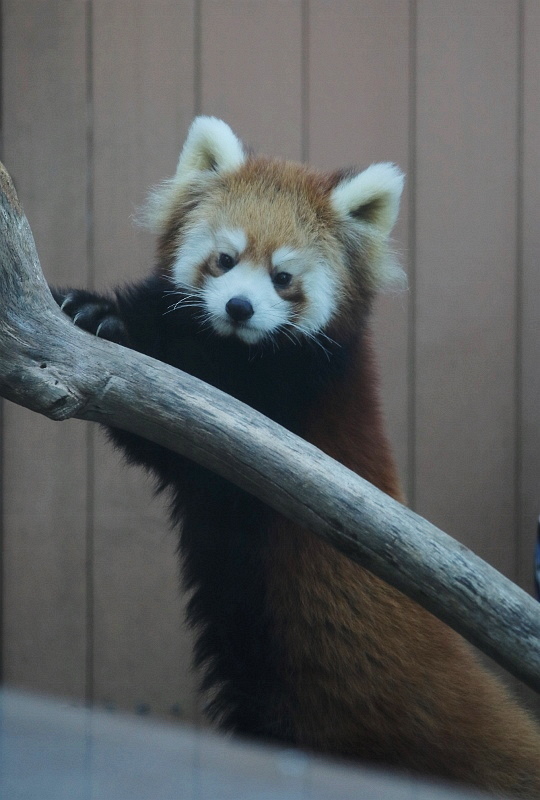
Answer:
xmin=174 ymin=116 xmax=245 ymax=184
xmin=138 ymin=117 xmax=245 ymax=233
xmin=330 ymin=163 xmax=404 ymax=236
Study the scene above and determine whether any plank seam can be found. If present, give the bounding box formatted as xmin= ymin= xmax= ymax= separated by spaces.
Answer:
xmin=301 ymin=0 xmax=309 ymax=162
xmin=0 ymin=0 xmax=4 ymax=685
xmin=85 ymin=0 xmax=95 ymax=707
xmin=194 ymin=0 xmax=202 ymax=115
xmin=407 ymin=0 xmax=418 ymax=509
xmin=515 ymin=0 xmax=525 ymax=587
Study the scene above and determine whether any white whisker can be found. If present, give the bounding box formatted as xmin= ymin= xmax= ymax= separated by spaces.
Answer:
xmin=163 ymin=281 xmax=206 ymax=316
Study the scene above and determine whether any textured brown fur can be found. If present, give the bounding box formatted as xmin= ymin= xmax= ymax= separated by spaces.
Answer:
xmin=141 ymin=118 xmax=540 ymax=796
xmin=156 ymin=157 xmax=356 ymax=285
xmin=265 ymin=332 xmax=540 ymax=797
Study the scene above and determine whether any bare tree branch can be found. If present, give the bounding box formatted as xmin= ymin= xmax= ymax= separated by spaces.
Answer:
xmin=1 ymin=161 xmax=539 ymax=693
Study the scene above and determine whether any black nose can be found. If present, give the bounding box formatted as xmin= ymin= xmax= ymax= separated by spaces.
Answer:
xmin=226 ymin=296 xmax=254 ymax=322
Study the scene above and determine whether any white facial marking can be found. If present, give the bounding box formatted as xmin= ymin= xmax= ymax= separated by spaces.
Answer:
xmin=300 ymin=258 xmax=337 ymax=331
xmin=214 ymin=228 xmax=247 ymax=258
xmin=271 ymin=246 xmax=302 ymax=269
xmin=173 ymin=222 xmax=214 ymax=287
xmin=173 ymin=234 xmax=338 ymax=344
xmin=272 ymin=246 xmax=337 ymax=334
xmin=173 ymin=226 xmax=247 ymax=287
xmin=203 ymin=262 xmax=289 ymax=344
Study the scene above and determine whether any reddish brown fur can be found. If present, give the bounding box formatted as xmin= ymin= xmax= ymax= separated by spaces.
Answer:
xmin=265 ymin=333 xmax=540 ymax=797
xmin=148 ymin=134 xmax=540 ymax=796
xmin=156 ymin=157 xmax=356 ymax=288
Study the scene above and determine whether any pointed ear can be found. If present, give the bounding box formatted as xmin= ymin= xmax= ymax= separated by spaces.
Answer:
xmin=138 ymin=117 xmax=245 ymax=232
xmin=174 ymin=116 xmax=246 ymax=185
xmin=330 ymin=163 xmax=404 ymax=236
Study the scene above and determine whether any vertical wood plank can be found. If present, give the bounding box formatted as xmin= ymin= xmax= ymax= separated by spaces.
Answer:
xmin=415 ymin=0 xmax=520 ymax=575
xmin=308 ymin=0 xmax=411 ymax=489
xmin=91 ymin=0 xmax=198 ymax=720
xmin=92 ymin=0 xmax=196 ymax=286
xmin=200 ymin=0 xmax=303 ymax=159
xmin=197 ymin=0 xmax=303 ymax=718
xmin=518 ymin=0 xmax=540 ymax=591
xmin=2 ymin=0 xmax=89 ymax=697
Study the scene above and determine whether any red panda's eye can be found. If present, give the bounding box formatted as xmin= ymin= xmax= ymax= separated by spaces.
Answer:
xmin=273 ymin=271 xmax=292 ymax=288
xmin=218 ymin=253 xmax=235 ymax=271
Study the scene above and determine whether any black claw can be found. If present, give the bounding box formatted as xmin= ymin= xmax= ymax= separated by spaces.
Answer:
xmin=51 ymin=287 xmax=129 ymax=345
xmin=94 ymin=316 xmax=128 ymax=345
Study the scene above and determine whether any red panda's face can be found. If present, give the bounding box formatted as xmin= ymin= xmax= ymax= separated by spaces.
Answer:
xmin=168 ymin=167 xmax=343 ymax=345
xmin=144 ymin=117 xmax=405 ymax=345
xmin=172 ymin=227 xmax=337 ymax=346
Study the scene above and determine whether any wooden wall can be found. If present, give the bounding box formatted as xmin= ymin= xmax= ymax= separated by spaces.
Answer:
xmin=1 ymin=0 xmax=539 ymax=721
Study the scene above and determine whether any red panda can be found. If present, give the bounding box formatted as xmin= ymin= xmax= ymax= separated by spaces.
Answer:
xmin=54 ymin=117 xmax=540 ymax=797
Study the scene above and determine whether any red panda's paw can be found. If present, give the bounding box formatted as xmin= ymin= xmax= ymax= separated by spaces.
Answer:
xmin=52 ymin=288 xmax=129 ymax=346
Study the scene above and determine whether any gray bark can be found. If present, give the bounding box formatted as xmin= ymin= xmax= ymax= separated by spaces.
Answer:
xmin=0 ymin=162 xmax=539 ymax=692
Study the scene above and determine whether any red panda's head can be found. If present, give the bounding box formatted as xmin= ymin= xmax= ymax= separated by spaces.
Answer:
xmin=143 ymin=117 xmax=404 ymax=345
